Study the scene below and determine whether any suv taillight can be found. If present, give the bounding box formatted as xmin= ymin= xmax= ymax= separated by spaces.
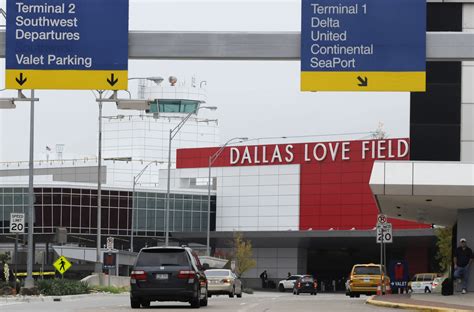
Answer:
xmin=297 ymin=282 xmax=301 ymax=288
xmin=131 ymin=270 xmax=147 ymax=281
xmin=314 ymin=281 xmax=318 ymax=288
xmin=178 ymin=270 xmax=196 ymax=279
xmin=222 ymin=278 xmax=231 ymax=284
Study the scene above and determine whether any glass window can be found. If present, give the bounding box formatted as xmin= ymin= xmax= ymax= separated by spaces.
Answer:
xmin=353 ymin=266 xmax=381 ymax=275
xmin=156 ymin=199 xmax=165 ymax=209
xmin=4 ymin=194 xmax=13 ymax=205
xmin=146 ymin=197 xmax=156 ymax=209
xmin=184 ymin=211 xmax=192 ymax=231
xmin=174 ymin=211 xmax=183 ymax=231
xmin=137 ymin=209 xmax=146 ymax=230
xmin=147 ymin=209 xmax=156 ymax=230
xmin=184 ymin=200 xmax=192 ymax=211
xmin=136 ymin=249 xmax=189 ymax=267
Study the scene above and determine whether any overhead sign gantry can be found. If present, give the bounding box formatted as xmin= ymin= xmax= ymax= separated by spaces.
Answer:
xmin=300 ymin=0 xmax=426 ymax=92
xmin=5 ymin=0 xmax=129 ymax=90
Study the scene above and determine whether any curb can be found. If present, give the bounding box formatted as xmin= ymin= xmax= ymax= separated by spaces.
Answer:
xmin=366 ymin=296 xmax=473 ymax=312
xmin=1 ymin=292 xmax=127 ymax=303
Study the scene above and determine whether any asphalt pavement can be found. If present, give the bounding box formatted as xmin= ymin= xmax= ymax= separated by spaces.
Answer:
xmin=1 ymin=292 xmax=403 ymax=312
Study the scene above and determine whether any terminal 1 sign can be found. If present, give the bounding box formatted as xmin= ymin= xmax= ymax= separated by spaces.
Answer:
xmin=5 ymin=0 xmax=129 ymax=90
xmin=300 ymin=0 xmax=426 ymax=92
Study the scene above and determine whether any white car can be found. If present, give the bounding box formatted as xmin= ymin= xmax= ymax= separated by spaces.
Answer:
xmin=278 ymin=275 xmax=303 ymax=292
xmin=408 ymin=273 xmax=439 ymax=293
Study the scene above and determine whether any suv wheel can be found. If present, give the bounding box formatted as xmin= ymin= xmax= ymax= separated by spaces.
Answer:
xmin=141 ymin=301 xmax=150 ymax=308
xmin=279 ymin=284 xmax=285 ymax=292
xmin=190 ymin=288 xmax=201 ymax=309
xmin=131 ymin=298 xmax=140 ymax=309
xmin=200 ymin=288 xmax=208 ymax=307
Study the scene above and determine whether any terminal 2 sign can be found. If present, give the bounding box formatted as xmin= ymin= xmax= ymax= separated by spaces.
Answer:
xmin=5 ymin=0 xmax=129 ymax=90
xmin=300 ymin=0 xmax=426 ymax=92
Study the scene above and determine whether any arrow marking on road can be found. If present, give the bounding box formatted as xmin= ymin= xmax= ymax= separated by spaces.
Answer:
xmin=107 ymin=73 xmax=118 ymax=86
xmin=357 ymin=76 xmax=368 ymax=87
xmin=15 ymin=73 xmax=27 ymax=86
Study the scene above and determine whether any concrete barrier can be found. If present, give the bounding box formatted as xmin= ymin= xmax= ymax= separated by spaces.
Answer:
xmin=81 ymin=273 xmax=130 ymax=288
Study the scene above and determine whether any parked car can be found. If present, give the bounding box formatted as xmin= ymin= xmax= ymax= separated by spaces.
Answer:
xmin=346 ymin=264 xmax=390 ymax=297
xmin=293 ymin=275 xmax=318 ymax=295
xmin=408 ymin=273 xmax=441 ymax=293
xmin=278 ymin=275 xmax=303 ymax=292
xmin=205 ymin=269 xmax=243 ymax=298
xmin=130 ymin=246 xmax=208 ymax=309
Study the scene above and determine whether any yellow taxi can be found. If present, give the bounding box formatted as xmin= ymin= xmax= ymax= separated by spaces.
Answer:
xmin=346 ymin=264 xmax=390 ymax=297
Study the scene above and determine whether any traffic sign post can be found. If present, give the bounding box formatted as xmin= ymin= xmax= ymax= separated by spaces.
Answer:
xmin=301 ymin=0 xmax=426 ymax=91
xmin=10 ymin=213 xmax=24 ymax=291
xmin=5 ymin=0 xmax=129 ymax=90
xmin=53 ymin=255 xmax=72 ymax=276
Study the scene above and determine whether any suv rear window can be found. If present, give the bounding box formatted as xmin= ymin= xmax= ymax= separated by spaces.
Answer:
xmin=136 ymin=249 xmax=189 ymax=267
xmin=353 ymin=266 xmax=381 ymax=275
xmin=301 ymin=276 xmax=314 ymax=282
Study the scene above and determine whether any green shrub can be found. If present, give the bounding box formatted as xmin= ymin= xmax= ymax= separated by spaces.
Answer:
xmin=90 ymin=285 xmax=129 ymax=294
xmin=37 ymin=279 xmax=90 ymax=296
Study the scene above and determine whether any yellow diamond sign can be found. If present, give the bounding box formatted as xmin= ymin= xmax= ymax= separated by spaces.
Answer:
xmin=53 ymin=256 xmax=72 ymax=275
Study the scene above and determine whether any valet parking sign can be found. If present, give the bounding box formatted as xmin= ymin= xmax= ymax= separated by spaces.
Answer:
xmin=5 ymin=0 xmax=129 ymax=90
xmin=301 ymin=0 xmax=426 ymax=92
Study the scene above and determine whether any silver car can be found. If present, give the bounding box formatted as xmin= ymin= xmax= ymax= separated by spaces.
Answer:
xmin=205 ymin=269 xmax=243 ymax=298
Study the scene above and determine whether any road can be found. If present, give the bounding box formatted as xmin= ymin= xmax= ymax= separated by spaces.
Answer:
xmin=1 ymin=292 xmax=404 ymax=311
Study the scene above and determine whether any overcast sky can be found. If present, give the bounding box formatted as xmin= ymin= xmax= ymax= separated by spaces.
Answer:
xmin=0 ymin=0 xmax=409 ymax=162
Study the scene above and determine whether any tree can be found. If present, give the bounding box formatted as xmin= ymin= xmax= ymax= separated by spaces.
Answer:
xmin=0 ymin=252 xmax=10 ymax=265
xmin=435 ymin=226 xmax=452 ymax=273
xmin=233 ymin=232 xmax=256 ymax=278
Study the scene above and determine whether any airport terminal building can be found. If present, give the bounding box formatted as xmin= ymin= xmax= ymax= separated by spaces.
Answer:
xmin=0 ymin=0 xmax=473 ymax=291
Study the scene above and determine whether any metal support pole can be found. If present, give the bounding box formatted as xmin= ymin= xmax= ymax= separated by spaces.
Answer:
xmin=14 ymin=233 xmax=18 ymax=290
xmin=95 ymin=91 xmax=104 ymax=274
xmin=165 ymin=129 xmax=172 ymax=246
xmin=380 ymin=228 xmax=384 ymax=296
xmin=206 ymin=157 xmax=212 ymax=256
xmin=131 ymin=178 xmax=136 ymax=252
xmin=24 ymin=89 xmax=35 ymax=289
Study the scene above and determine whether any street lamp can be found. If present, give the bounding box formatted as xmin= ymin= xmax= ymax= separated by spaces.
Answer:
xmin=0 ymin=90 xmax=39 ymax=288
xmin=165 ymin=105 xmax=217 ymax=246
xmin=131 ymin=160 xmax=159 ymax=252
xmin=206 ymin=137 xmax=248 ymax=256
xmin=94 ymin=91 xmax=152 ymax=274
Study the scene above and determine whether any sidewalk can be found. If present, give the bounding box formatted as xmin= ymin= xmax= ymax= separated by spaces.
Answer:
xmin=367 ymin=293 xmax=474 ymax=311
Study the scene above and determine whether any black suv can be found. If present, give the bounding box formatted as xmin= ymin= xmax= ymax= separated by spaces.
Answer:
xmin=130 ymin=246 xmax=208 ymax=309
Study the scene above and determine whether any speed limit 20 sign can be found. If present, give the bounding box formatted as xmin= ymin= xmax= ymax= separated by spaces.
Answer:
xmin=10 ymin=213 xmax=25 ymax=233
xmin=376 ymin=223 xmax=393 ymax=244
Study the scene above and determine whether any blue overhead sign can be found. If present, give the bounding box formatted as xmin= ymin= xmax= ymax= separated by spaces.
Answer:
xmin=301 ymin=0 xmax=426 ymax=91
xmin=5 ymin=0 xmax=129 ymax=90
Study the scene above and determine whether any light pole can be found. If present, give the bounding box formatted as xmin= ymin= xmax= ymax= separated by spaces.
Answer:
xmin=0 ymin=91 xmax=39 ymax=288
xmin=94 ymin=90 xmax=152 ymax=274
xmin=131 ymin=160 xmax=158 ymax=252
xmin=165 ymin=105 xmax=217 ymax=246
xmin=206 ymin=137 xmax=248 ymax=256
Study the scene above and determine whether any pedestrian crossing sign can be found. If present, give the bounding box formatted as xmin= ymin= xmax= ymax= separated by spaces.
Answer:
xmin=53 ymin=256 xmax=72 ymax=275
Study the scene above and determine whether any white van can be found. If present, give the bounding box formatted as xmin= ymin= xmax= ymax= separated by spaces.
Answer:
xmin=408 ymin=273 xmax=440 ymax=293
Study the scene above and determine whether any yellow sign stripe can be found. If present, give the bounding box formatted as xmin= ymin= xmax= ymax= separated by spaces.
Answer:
xmin=6 ymin=69 xmax=128 ymax=90
xmin=301 ymin=71 xmax=426 ymax=92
